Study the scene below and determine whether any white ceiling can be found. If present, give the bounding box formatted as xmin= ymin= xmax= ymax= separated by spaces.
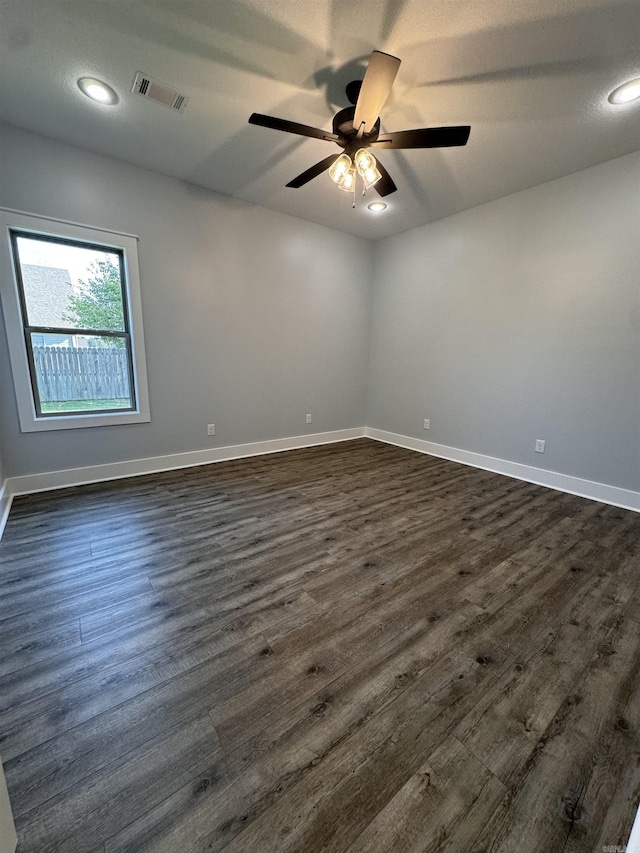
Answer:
xmin=0 ymin=0 xmax=638 ymax=240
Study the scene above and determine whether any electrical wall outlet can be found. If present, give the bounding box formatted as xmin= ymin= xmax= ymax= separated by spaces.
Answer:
xmin=306 ymin=414 xmax=312 ymax=424
xmin=535 ymin=439 xmax=545 ymax=453
xmin=423 ymin=419 xmax=430 ymax=430
xmin=207 ymin=424 xmax=215 ymax=436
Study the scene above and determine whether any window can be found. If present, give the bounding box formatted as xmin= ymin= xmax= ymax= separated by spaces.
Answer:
xmin=0 ymin=210 xmax=150 ymax=432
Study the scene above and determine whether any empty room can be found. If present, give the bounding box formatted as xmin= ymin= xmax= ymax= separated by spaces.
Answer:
xmin=0 ymin=1 xmax=639 ymax=851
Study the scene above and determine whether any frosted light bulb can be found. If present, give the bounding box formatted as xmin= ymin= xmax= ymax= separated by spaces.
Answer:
xmin=329 ymin=153 xmax=352 ymax=183
xmin=338 ymin=166 xmax=357 ymax=191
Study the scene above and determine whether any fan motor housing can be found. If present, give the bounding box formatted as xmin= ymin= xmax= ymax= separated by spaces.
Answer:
xmin=333 ymin=106 xmax=381 ymax=149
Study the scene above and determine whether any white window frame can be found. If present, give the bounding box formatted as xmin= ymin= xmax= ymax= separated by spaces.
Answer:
xmin=0 ymin=209 xmax=150 ymax=432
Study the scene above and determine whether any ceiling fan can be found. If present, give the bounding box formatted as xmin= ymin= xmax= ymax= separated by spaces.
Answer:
xmin=248 ymin=50 xmax=471 ymax=198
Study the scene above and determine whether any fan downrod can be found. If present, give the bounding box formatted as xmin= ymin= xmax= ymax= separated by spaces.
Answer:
xmin=345 ymin=80 xmax=362 ymax=105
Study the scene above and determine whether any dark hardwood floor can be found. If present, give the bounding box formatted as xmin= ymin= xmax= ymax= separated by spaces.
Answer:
xmin=1 ymin=438 xmax=638 ymax=852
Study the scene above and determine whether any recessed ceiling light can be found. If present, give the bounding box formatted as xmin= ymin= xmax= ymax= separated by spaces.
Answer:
xmin=608 ymin=78 xmax=640 ymax=105
xmin=367 ymin=201 xmax=387 ymax=212
xmin=77 ymin=77 xmax=118 ymax=105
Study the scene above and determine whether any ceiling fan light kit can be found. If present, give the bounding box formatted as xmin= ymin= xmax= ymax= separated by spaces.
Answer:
xmin=355 ymin=148 xmax=382 ymax=189
xmin=354 ymin=148 xmax=376 ymax=174
xmin=337 ymin=164 xmax=357 ymax=193
xmin=248 ymin=49 xmax=471 ymax=209
xmin=328 ymin=153 xmax=352 ymax=183
xmin=329 ymin=148 xmax=382 ymax=201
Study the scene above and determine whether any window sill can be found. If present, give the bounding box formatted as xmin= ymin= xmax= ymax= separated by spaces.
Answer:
xmin=20 ymin=409 xmax=151 ymax=433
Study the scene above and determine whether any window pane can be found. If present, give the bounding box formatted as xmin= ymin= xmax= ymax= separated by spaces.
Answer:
xmin=15 ymin=235 xmax=125 ymax=331
xmin=30 ymin=334 xmax=133 ymax=414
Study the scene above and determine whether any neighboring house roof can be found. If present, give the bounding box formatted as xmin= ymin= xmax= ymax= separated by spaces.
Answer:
xmin=21 ymin=264 xmax=73 ymax=327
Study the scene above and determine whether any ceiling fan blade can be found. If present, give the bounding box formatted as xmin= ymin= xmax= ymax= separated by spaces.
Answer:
xmin=373 ymin=158 xmax=397 ymax=197
xmin=286 ymin=154 xmax=341 ymax=188
xmin=372 ymin=126 xmax=471 ymax=149
xmin=249 ymin=113 xmax=338 ymax=142
xmin=353 ymin=50 xmax=401 ymax=135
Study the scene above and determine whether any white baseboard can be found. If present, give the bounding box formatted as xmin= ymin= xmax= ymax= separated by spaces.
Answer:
xmin=0 ymin=480 xmax=13 ymax=541
xmin=365 ymin=428 xmax=640 ymax=513
xmin=7 ymin=428 xmax=366 ymax=498
xmin=1 ymin=424 xmax=637 ymax=543
xmin=627 ymin=802 xmax=640 ymax=853
xmin=0 ymin=757 xmax=17 ymax=853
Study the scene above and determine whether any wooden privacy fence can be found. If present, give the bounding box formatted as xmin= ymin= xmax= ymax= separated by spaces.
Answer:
xmin=32 ymin=345 xmax=130 ymax=402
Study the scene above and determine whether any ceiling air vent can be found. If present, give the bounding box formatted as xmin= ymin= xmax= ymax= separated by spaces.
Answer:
xmin=132 ymin=72 xmax=189 ymax=113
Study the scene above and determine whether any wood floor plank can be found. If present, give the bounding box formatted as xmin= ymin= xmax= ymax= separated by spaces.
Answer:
xmin=214 ymin=599 xmax=486 ymax=774
xmin=0 ymin=620 xmax=82 ymax=678
xmin=3 ymin=632 xmax=270 ymax=815
xmin=1 ymin=600 xmax=215 ymax=714
xmin=14 ymin=714 xmax=227 ymax=853
xmin=0 ymin=574 xmax=154 ymax=645
xmin=1 ymin=438 xmax=638 ymax=853
xmin=347 ymin=736 xmax=507 ymax=853
xmin=211 ymin=651 xmax=494 ymax=853
xmin=453 ymin=557 xmax=637 ymax=789
xmin=108 ymin=651 xmax=491 ymax=853
xmin=468 ymin=597 xmax=640 ymax=853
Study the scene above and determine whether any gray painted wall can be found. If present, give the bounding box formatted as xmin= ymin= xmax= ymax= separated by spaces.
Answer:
xmin=0 ymin=124 xmax=372 ymax=477
xmin=367 ymin=152 xmax=640 ymax=492
xmin=0 ymin=338 xmax=7 ymax=510
xmin=0 ymin=403 xmax=4 ymax=488
xmin=1 ymin=125 xmax=637 ymax=494
xmin=0 ymin=417 xmax=7 ymax=528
